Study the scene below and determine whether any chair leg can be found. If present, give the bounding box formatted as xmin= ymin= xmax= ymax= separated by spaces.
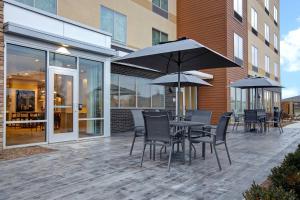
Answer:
xmin=129 ymin=134 xmax=137 ymax=156
xmin=236 ymin=122 xmax=239 ymax=131
xmin=232 ymin=123 xmax=236 ymax=132
xmin=168 ymin=142 xmax=174 ymax=171
xmin=213 ymin=144 xmax=222 ymax=171
xmin=150 ymin=143 xmax=152 ymax=160
xmin=153 ymin=144 xmax=156 ymax=161
xmin=190 ymin=143 xmax=196 ymax=159
xmin=210 ymin=144 xmax=213 ymax=154
xmin=140 ymin=143 xmax=147 ymax=167
xmin=224 ymin=142 xmax=232 ymax=165
xmin=160 ymin=145 xmax=165 ymax=159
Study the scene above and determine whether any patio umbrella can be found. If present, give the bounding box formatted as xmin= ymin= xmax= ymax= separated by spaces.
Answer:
xmin=230 ymin=76 xmax=283 ymax=109
xmin=151 ymin=72 xmax=212 ymax=87
xmin=114 ymin=38 xmax=240 ymax=117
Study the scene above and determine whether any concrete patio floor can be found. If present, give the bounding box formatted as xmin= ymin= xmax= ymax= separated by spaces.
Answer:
xmin=1 ymin=123 xmax=300 ymax=200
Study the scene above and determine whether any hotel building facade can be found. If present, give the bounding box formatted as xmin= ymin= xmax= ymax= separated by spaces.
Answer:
xmin=0 ymin=0 xmax=280 ymax=148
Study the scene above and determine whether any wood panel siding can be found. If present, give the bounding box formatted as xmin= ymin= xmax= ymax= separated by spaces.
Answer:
xmin=0 ymin=0 xmax=3 ymax=149
xmin=177 ymin=0 xmax=248 ymax=124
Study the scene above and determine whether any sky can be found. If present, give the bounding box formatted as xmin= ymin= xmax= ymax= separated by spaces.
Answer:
xmin=280 ymin=0 xmax=300 ymax=99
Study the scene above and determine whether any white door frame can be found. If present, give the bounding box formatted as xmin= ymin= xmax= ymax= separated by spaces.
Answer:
xmin=48 ymin=66 xmax=78 ymax=143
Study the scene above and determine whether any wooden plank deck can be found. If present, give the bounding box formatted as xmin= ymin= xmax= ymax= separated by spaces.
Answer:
xmin=1 ymin=124 xmax=300 ymax=200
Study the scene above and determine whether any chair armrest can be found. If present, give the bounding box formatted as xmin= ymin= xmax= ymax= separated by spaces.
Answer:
xmin=196 ymin=129 xmax=216 ymax=136
xmin=204 ymin=125 xmax=217 ymax=129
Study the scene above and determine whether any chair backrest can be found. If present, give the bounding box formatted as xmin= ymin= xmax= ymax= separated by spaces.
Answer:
xmin=143 ymin=111 xmax=170 ymax=142
xmin=215 ymin=112 xmax=232 ymax=141
xmin=131 ymin=110 xmax=144 ymax=128
xmin=191 ymin=110 xmax=212 ymax=124
xmin=184 ymin=110 xmax=194 ymax=121
xmin=244 ymin=110 xmax=258 ymax=123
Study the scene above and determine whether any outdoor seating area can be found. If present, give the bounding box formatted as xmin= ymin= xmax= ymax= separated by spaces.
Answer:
xmin=130 ymin=109 xmax=233 ymax=171
xmin=1 ymin=123 xmax=299 ymax=200
xmin=232 ymin=108 xmax=284 ymax=134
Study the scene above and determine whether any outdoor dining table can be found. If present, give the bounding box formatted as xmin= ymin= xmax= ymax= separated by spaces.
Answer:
xmin=169 ymin=120 xmax=206 ymax=165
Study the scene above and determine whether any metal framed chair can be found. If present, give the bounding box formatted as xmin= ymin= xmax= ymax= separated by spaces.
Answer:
xmin=189 ymin=112 xmax=233 ymax=170
xmin=141 ymin=111 xmax=185 ymax=171
xmin=266 ymin=110 xmax=284 ymax=134
xmin=189 ymin=110 xmax=213 ymax=156
xmin=244 ymin=110 xmax=263 ymax=133
xmin=232 ymin=110 xmax=242 ymax=132
xmin=129 ymin=109 xmax=145 ymax=156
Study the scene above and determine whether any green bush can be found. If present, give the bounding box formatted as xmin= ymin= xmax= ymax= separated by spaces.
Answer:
xmin=269 ymin=145 xmax=300 ymax=198
xmin=243 ymin=182 xmax=297 ymax=200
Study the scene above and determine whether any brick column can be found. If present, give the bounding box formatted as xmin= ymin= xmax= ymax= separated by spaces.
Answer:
xmin=0 ymin=0 xmax=4 ymax=149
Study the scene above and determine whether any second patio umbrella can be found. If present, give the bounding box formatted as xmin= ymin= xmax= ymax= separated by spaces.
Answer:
xmin=114 ymin=38 xmax=241 ymax=117
xmin=230 ymin=76 xmax=283 ymax=109
xmin=152 ymin=73 xmax=212 ymax=115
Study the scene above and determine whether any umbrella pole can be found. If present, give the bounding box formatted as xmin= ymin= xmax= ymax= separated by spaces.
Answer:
xmin=177 ymin=52 xmax=181 ymax=121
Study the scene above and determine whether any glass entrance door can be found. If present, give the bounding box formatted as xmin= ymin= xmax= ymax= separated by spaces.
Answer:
xmin=49 ymin=67 xmax=78 ymax=143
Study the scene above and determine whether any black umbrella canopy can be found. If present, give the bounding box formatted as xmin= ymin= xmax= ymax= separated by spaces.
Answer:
xmin=230 ymin=77 xmax=283 ymax=89
xmin=113 ymin=38 xmax=240 ymax=73
xmin=152 ymin=73 xmax=212 ymax=87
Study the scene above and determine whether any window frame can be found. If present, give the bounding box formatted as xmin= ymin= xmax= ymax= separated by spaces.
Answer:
xmin=15 ymin=0 xmax=57 ymax=14
xmin=251 ymin=8 xmax=258 ymax=31
xmin=264 ymin=0 xmax=270 ymax=11
xmin=274 ymin=33 xmax=278 ymax=50
xmin=110 ymin=73 xmax=165 ymax=109
xmin=251 ymin=45 xmax=258 ymax=68
xmin=152 ymin=28 xmax=169 ymax=45
xmin=274 ymin=6 xmax=278 ymax=23
xmin=234 ymin=0 xmax=243 ymax=18
xmin=274 ymin=62 xmax=279 ymax=78
xmin=264 ymin=23 xmax=270 ymax=42
xmin=152 ymin=0 xmax=168 ymax=12
xmin=234 ymin=33 xmax=243 ymax=64
xmin=265 ymin=55 xmax=270 ymax=73
xmin=100 ymin=6 xmax=127 ymax=45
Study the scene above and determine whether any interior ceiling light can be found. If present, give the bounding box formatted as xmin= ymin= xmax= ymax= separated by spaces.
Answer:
xmin=56 ymin=46 xmax=71 ymax=55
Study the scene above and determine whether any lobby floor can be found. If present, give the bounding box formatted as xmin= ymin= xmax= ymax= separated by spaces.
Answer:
xmin=1 ymin=123 xmax=300 ymax=200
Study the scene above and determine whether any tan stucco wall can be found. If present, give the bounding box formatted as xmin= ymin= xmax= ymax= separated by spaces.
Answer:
xmin=58 ymin=0 xmax=177 ymax=50
xmin=247 ymin=0 xmax=280 ymax=81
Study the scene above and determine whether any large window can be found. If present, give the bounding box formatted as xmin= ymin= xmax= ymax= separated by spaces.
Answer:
xmin=234 ymin=0 xmax=243 ymax=17
xmin=230 ymin=87 xmax=247 ymax=114
xmin=152 ymin=0 xmax=168 ymax=11
xmin=251 ymin=45 xmax=258 ymax=68
xmin=79 ymin=58 xmax=104 ymax=137
xmin=6 ymin=44 xmax=47 ymax=146
xmin=15 ymin=0 xmax=57 ymax=14
xmin=265 ymin=55 xmax=270 ymax=73
xmin=119 ymin=75 xmax=136 ymax=107
xmin=264 ymin=23 xmax=270 ymax=42
xmin=264 ymin=0 xmax=270 ymax=11
xmin=111 ymin=74 xmax=165 ymax=108
xmin=264 ymin=90 xmax=272 ymax=112
xmin=137 ymin=78 xmax=151 ymax=107
xmin=274 ymin=33 xmax=278 ymax=50
xmin=234 ymin=33 xmax=243 ymax=64
xmin=251 ymin=8 xmax=258 ymax=31
xmin=274 ymin=62 xmax=279 ymax=78
xmin=100 ymin=6 xmax=127 ymax=44
xmin=274 ymin=6 xmax=278 ymax=23
xmin=152 ymin=28 xmax=168 ymax=45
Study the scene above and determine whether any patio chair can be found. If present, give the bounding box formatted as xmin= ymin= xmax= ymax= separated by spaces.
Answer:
xmin=232 ymin=110 xmax=242 ymax=132
xmin=129 ymin=109 xmax=145 ymax=156
xmin=189 ymin=110 xmax=213 ymax=156
xmin=266 ymin=110 xmax=284 ymax=134
xmin=189 ymin=112 xmax=233 ymax=170
xmin=141 ymin=111 xmax=185 ymax=171
xmin=244 ymin=110 xmax=262 ymax=133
